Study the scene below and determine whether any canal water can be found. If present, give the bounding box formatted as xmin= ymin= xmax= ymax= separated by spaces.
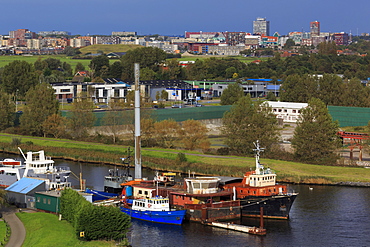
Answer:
xmin=5 ymin=154 xmax=370 ymax=246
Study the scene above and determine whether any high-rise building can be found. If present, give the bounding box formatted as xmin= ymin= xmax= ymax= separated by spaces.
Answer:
xmin=253 ymin=17 xmax=270 ymax=36
xmin=310 ymin=21 xmax=320 ymax=36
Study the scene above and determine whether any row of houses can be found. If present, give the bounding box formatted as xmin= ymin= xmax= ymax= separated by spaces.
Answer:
xmin=52 ymin=79 xmax=283 ymax=104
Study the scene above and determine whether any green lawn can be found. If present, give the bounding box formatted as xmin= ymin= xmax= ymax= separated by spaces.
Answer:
xmin=17 ymin=212 xmax=121 ymax=247
xmin=0 ymin=55 xmax=92 ymax=70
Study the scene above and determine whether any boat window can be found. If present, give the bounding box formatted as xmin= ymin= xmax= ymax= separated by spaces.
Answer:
xmin=138 ymin=190 xmax=142 ymax=195
xmin=43 ymin=198 xmax=46 ymax=204
xmin=193 ymin=182 xmax=200 ymax=189
xmin=144 ymin=191 xmax=148 ymax=195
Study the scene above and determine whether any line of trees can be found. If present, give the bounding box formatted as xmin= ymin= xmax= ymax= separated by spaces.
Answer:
xmin=222 ymin=95 xmax=340 ymax=165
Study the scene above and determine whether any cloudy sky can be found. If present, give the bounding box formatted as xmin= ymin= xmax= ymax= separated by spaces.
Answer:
xmin=1 ymin=0 xmax=369 ymax=36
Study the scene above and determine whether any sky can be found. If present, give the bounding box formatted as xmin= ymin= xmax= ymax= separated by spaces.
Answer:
xmin=1 ymin=0 xmax=369 ymax=36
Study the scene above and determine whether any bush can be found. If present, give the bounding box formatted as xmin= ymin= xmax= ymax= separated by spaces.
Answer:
xmin=11 ymin=137 xmax=22 ymax=146
xmin=175 ymin=152 xmax=187 ymax=164
xmin=216 ymin=147 xmax=230 ymax=155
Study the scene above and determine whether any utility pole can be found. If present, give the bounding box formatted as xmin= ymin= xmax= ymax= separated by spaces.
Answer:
xmin=134 ymin=63 xmax=142 ymax=180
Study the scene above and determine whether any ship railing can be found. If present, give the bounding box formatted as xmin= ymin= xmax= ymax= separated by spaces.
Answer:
xmin=55 ymin=166 xmax=71 ymax=173
xmin=185 ymin=200 xmax=240 ymax=210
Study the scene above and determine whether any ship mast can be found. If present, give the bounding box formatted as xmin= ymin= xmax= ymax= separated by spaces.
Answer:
xmin=253 ymin=140 xmax=264 ymax=175
xmin=134 ymin=63 xmax=142 ymax=180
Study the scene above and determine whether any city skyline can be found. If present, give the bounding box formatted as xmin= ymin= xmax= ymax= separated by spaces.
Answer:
xmin=1 ymin=0 xmax=369 ymax=36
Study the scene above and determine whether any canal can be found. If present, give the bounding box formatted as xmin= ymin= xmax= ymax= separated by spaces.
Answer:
xmin=5 ymin=154 xmax=370 ymax=246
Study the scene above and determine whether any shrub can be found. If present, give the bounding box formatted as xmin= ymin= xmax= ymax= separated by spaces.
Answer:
xmin=11 ymin=137 xmax=22 ymax=146
xmin=216 ymin=147 xmax=230 ymax=155
xmin=175 ymin=152 xmax=187 ymax=164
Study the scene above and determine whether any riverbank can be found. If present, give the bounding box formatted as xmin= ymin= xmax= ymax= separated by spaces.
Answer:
xmin=0 ymin=133 xmax=369 ymax=185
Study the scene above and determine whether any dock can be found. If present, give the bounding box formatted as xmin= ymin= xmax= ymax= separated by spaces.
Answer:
xmin=207 ymin=222 xmax=266 ymax=235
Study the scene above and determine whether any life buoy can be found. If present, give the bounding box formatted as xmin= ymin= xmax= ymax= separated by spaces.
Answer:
xmin=148 ymin=204 xmax=152 ymax=208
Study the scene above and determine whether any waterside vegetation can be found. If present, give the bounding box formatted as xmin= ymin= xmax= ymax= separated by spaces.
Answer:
xmin=0 ymin=133 xmax=369 ymax=185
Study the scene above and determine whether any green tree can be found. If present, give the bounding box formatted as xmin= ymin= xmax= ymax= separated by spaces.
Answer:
xmin=280 ymin=74 xmax=317 ymax=102
xmin=318 ymin=41 xmax=337 ymax=55
xmin=20 ymin=82 xmax=59 ymax=136
xmin=69 ymin=92 xmax=96 ymax=139
xmin=121 ymin=47 xmax=167 ymax=80
xmin=140 ymin=67 xmax=156 ymax=80
xmin=266 ymin=91 xmax=277 ymax=101
xmin=0 ymin=90 xmax=15 ymax=130
xmin=220 ymin=81 xmax=244 ymax=105
xmin=317 ymin=74 xmax=343 ymax=106
xmin=89 ymin=55 xmax=110 ymax=79
xmin=64 ymin=46 xmax=80 ymax=56
xmin=0 ymin=60 xmax=38 ymax=97
xmin=340 ymin=78 xmax=370 ymax=107
xmin=291 ymin=98 xmax=341 ymax=165
xmin=74 ymin=62 xmax=85 ymax=74
xmin=109 ymin=61 xmax=123 ymax=79
xmin=222 ymin=95 xmax=279 ymax=155
xmin=160 ymin=90 xmax=168 ymax=101
xmin=284 ymin=39 xmax=295 ymax=49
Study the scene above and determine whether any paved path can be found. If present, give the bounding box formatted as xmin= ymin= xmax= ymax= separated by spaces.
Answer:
xmin=2 ymin=208 xmax=26 ymax=247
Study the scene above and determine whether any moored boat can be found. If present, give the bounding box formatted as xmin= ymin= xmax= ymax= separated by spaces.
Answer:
xmin=0 ymin=148 xmax=71 ymax=190
xmin=0 ymin=158 xmax=22 ymax=167
xmin=120 ymin=195 xmax=186 ymax=225
xmin=222 ymin=140 xmax=298 ymax=219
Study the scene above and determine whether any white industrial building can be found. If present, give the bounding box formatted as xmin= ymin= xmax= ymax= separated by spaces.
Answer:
xmin=266 ymin=101 xmax=308 ymax=123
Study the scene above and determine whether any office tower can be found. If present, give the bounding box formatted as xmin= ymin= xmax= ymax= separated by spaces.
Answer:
xmin=253 ymin=17 xmax=270 ymax=36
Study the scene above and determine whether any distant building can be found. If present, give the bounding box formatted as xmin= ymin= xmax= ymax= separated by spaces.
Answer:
xmin=310 ymin=21 xmax=320 ymax=36
xmin=185 ymin=31 xmax=218 ymax=40
xmin=253 ymin=17 xmax=270 ymax=36
xmin=332 ymin=32 xmax=350 ymax=46
xmin=208 ymin=44 xmax=245 ymax=56
xmin=38 ymin=31 xmax=71 ymax=36
xmin=112 ymin=31 xmax=137 ymax=36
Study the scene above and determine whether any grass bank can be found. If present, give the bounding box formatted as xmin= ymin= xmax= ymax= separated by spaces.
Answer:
xmin=0 ymin=133 xmax=369 ymax=184
xmin=0 ymin=220 xmax=9 ymax=246
xmin=17 ymin=212 xmax=120 ymax=247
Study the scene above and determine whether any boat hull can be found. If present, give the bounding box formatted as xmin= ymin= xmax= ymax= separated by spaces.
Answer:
xmin=240 ymin=194 xmax=298 ymax=219
xmin=180 ymin=200 xmax=241 ymax=223
xmin=85 ymin=188 xmax=119 ymax=202
xmin=120 ymin=207 xmax=186 ymax=225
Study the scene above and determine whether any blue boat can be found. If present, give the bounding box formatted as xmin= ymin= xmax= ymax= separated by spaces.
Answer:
xmin=85 ymin=188 xmax=119 ymax=202
xmin=120 ymin=197 xmax=186 ymax=225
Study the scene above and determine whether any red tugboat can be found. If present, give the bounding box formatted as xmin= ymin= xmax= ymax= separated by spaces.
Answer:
xmin=223 ymin=141 xmax=298 ymax=219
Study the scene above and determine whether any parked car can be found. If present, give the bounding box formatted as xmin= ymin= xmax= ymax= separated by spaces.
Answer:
xmin=171 ymin=104 xmax=182 ymax=108
xmin=195 ymin=104 xmax=203 ymax=107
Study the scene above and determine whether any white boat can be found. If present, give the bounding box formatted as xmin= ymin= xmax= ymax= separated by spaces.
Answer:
xmin=0 ymin=148 xmax=71 ymax=190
